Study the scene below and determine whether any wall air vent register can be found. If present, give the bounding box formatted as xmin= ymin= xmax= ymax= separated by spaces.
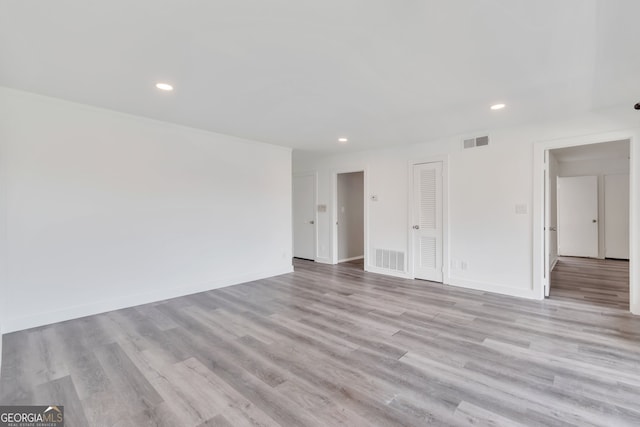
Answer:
xmin=463 ymin=135 xmax=489 ymax=149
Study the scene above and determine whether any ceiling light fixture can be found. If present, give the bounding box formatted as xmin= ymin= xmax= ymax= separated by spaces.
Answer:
xmin=155 ymin=83 xmax=174 ymax=91
xmin=338 ymin=137 xmax=348 ymax=143
xmin=490 ymin=103 xmax=506 ymax=110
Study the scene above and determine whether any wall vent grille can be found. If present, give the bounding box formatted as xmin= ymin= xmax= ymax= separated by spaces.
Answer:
xmin=374 ymin=249 xmax=405 ymax=272
xmin=463 ymin=135 xmax=489 ymax=149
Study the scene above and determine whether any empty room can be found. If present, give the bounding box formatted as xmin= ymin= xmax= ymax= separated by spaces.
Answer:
xmin=1 ymin=1 xmax=639 ymax=426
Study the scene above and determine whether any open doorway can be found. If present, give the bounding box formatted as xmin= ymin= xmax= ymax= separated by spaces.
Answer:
xmin=546 ymin=140 xmax=630 ymax=308
xmin=337 ymin=171 xmax=364 ymax=270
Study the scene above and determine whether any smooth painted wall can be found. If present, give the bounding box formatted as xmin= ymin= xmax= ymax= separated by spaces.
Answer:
xmin=294 ymin=106 xmax=640 ymax=313
xmin=604 ymin=174 xmax=630 ymax=259
xmin=337 ymin=172 xmax=364 ymax=261
xmin=0 ymin=87 xmax=293 ymax=333
xmin=0 ymin=125 xmax=5 ymax=366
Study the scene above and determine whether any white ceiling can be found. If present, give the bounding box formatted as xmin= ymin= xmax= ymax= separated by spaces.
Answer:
xmin=1 ymin=0 xmax=639 ymax=153
xmin=552 ymin=139 xmax=630 ymax=163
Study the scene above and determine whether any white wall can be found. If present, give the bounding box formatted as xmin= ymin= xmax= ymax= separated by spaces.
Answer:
xmin=0 ymin=87 xmax=293 ymax=333
xmin=0 ymin=95 xmax=9 ymax=370
xmin=337 ymin=172 xmax=364 ymax=261
xmin=294 ymin=106 xmax=640 ymax=313
xmin=0 ymin=121 xmax=6 ymax=368
xmin=604 ymin=174 xmax=630 ymax=259
xmin=558 ymin=157 xmax=629 ymax=176
xmin=557 ymin=156 xmax=630 ymax=259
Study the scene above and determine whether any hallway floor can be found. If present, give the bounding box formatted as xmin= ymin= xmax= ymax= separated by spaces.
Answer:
xmin=551 ymin=256 xmax=629 ymax=310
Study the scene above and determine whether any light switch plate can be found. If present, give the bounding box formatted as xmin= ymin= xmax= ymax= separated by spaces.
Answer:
xmin=515 ymin=204 xmax=528 ymax=215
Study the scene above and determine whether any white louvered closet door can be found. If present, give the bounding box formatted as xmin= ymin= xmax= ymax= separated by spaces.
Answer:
xmin=413 ymin=162 xmax=443 ymax=282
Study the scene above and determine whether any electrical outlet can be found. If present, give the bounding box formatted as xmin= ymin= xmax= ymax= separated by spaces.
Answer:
xmin=461 ymin=261 xmax=468 ymax=271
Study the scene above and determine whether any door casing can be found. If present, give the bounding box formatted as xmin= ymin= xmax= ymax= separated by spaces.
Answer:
xmin=534 ymin=131 xmax=638 ymax=314
xmin=412 ymin=161 xmax=444 ymax=282
xmin=292 ymin=173 xmax=317 ymax=260
xmin=331 ymin=168 xmax=368 ymax=267
xmin=408 ymin=155 xmax=449 ymax=283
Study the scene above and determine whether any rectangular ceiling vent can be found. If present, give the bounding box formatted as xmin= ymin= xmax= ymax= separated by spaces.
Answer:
xmin=463 ymin=135 xmax=489 ymax=149
xmin=374 ymin=249 xmax=405 ymax=272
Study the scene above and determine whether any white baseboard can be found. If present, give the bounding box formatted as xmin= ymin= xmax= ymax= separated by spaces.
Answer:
xmin=2 ymin=265 xmax=294 ymax=334
xmin=550 ymin=256 xmax=559 ymax=271
xmin=314 ymin=257 xmax=334 ymax=265
xmin=338 ymin=256 xmax=364 ymax=263
xmin=447 ymin=276 xmax=539 ymax=300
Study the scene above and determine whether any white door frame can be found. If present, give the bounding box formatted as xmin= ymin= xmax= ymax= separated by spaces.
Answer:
xmin=293 ymin=172 xmax=318 ymax=261
xmin=533 ymin=130 xmax=639 ymax=314
xmin=331 ymin=168 xmax=368 ymax=267
xmin=543 ymin=149 xmax=551 ymax=297
xmin=408 ymin=155 xmax=449 ymax=284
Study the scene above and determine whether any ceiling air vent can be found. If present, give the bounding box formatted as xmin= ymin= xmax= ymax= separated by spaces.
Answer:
xmin=463 ymin=135 xmax=489 ymax=149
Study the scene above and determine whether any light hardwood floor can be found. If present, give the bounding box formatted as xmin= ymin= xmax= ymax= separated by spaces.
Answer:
xmin=1 ymin=257 xmax=638 ymax=426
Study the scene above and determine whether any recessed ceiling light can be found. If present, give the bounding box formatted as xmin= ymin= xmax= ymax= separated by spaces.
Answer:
xmin=155 ymin=83 xmax=174 ymax=91
xmin=338 ymin=138 xmax=348 ymax=143
xmin=490 ymin=103 xmax=506 ymax=110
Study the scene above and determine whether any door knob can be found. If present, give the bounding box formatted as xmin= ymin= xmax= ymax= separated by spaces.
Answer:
xmin=413 ymin=225 xmax=420 ymax=230
xmin=592 ymin=219 xmax=597 ymax=223
xmin=309 ymin=220 xmax=315 ymax=225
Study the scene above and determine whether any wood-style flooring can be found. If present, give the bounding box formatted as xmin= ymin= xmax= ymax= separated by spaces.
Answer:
xmin=1 ymin=257 xmax=638 ymax=426
xmin=551 ymin=256 xmax=629 ymax=309
xmin=339 ymin=257 xmax=365 ymax=270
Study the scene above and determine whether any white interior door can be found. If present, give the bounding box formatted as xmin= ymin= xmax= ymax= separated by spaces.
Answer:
xmin=604 ymin=174 xmax=630 ymax=259
xmin=543 ymin=150 xmax=550 ymax=297
xmin=293 ymin=174 xmax=315 ymax=260
xmin=557 ymin=176 xmax=598 ymax=258
xmin=412 ymin=162 xmax=443 ymax=282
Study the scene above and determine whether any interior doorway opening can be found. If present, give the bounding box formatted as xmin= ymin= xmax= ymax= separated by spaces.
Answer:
xmin=336 ymin=171 xmax=364 ymax=270
xmin=545 ymin=139 xmax=630 ymax=307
